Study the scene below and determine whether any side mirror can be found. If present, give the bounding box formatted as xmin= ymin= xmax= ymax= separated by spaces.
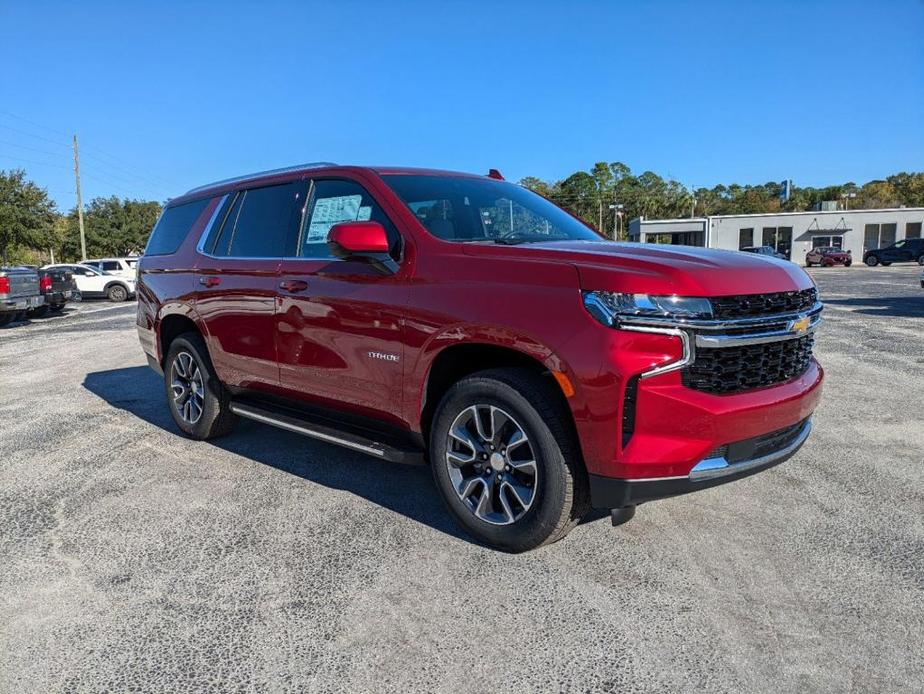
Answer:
xmin=327 ymin=221 xmax=397 ymax=273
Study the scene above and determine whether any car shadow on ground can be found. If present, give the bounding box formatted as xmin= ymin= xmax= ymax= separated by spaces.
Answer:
xmin=822 ymin=295 xmax=924 ymax=318
xmin=82 ymin=367 xmax=467 ymax=544
xmin=83 ymin=366 xmax=609 ymax=544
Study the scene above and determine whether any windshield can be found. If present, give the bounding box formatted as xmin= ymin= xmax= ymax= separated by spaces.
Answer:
xmin=381 ymin=175 xmax=602 ymax=244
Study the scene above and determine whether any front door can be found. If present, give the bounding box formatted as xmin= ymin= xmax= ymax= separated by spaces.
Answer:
xmin=275 ymin=177 xmax=409 ymax=426
xmin=195 ymin=180 xmax=309 ymax=390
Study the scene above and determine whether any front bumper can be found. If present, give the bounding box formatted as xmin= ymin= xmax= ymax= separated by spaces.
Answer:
xmin=589 ymin=417 xmax=812 ymax=508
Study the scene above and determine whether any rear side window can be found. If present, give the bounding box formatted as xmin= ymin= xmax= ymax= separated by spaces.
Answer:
xmin=145 ymin=199 xmax=210 ymax=256
xmin=102 ymin=261 xmax=121 ymax=271
xmin=212 ymin=181 xmax=308 ymax=258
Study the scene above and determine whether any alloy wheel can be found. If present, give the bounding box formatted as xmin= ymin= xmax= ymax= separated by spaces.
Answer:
xmin=445 ymin=404 xmax=538 ymax=525
xmin=171 ymin=351 xmax=204 ymax=425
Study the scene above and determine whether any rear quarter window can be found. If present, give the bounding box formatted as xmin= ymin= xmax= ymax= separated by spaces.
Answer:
xmin=145 ymin=198 xmax=211 ymax=256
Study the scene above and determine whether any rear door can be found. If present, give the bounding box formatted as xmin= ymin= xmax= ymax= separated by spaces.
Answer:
xmin=275 ymin=176 xmax=409 ymax=424
xmin=195 ymin=180 xmax=309 ymax=391
xmin=70 ymin=265 xmax=106 ymax=295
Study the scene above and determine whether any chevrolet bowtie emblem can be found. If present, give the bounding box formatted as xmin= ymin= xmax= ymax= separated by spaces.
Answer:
xmin=790 ymin=316 xmax=811 ymax=335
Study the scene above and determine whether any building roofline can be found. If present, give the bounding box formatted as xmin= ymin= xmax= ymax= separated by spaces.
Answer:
xmin=634 ymin=207 xmax=924 ymax=225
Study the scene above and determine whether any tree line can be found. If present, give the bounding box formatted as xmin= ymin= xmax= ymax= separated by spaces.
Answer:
xmin=520 ymin=164 xmax=924 ymax=239
xmin=3 ymin=164 xmax=924 ymax=263
xmin=0 ymin=169 xmax=161 ymax=264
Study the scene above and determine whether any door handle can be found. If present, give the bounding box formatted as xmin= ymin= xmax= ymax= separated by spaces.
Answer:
xmin=199 ymin=276 xmax=221 ymax=288
xmin=280 ymin=279 xmax=309 ymax=293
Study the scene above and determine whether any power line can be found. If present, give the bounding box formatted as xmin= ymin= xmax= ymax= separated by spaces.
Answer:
xmin=0 ymin=109 xmax=71 ymax=138
xmin=0 ymin=112 xmax=178 ymax=193
xmin=0 ymin=152 xmax=72 ymax=171
xmin=79 ymin=143 xmax=177 ymax=189
xmin=0 ymin=138 xmax=70 ymax=159
xmin=0 ymin=123 xmax=70 ymax=149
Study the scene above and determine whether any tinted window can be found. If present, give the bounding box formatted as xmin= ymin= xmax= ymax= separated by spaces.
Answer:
xmin=213 ymin=181 xmax=308 ymax=257
xmin=145 ymin=198 xmax=210 ymax=256
xmin=383 ymin=175 xmax=600 ymax=244
xmin=299 ymin=179 xmax=400 ymax=259
xmin=102 ymin=261 xmax=121 ymax=271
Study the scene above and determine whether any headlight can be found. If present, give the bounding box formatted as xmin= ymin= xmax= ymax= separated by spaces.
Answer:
xmin=583 ymin=291 xmax=713 ymax=326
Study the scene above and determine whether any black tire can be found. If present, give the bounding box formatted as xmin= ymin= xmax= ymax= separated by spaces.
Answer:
xmin=29 ymin=305 xmax=50 ymax=318
xmin=49 ymin=302 xmax=65 ymax=312
xmin=0 ymin=313 xmax=12 ymax=327
xmin=845 ymin=260 xmax=852 ymax=267
xmin=881 ymin=261 xmax=892 ymax=266
xmin=865 ymin=255 xmax=879 ymax=267
xmin=106 ymin=283 xmax=128 ymax=302
xmin=164 ymin=332 xmax=238 ymax=440
xmin=429 ymin=368 xmax=589 ymax=552
xmin=918 ymin=255 xmax=924 ymax=266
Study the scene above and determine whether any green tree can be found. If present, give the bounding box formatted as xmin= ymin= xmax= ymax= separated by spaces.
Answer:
xmin=62 ymin=196 xmax=162 ymax=259
xmin=0 ymin=169 xmax=58 ymax=263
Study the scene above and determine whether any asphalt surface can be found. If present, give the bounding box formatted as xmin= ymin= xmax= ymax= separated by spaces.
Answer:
xmin=1 ymin=266 xmax=922 ymax=693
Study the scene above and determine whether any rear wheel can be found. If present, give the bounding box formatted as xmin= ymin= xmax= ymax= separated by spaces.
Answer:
xmin=429 ymin=368 xmax=589 ymax=552
xmin=845 ymin=260 xmax=852 ymax=267
xmin=917 ymin=255 xmax=924 ymax=266
xmin=106 ymin=284 xmax=128 ymax=302
xmin=881 ymin=261 xmax=892 ymax=266
xmin=29 ymin=305 xmax=50 ymax=318
xmin=164 ymin=332 xmax=237 ymax=440
xmin=0 ymin=314 xmax=12 ymax=327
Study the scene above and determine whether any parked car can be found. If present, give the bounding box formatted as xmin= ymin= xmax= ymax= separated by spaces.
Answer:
xmin=740 ymin=245 xmax=788 ymax=260
xmin=43 ymin=263 xmax=135 ymax=301
xmin=137 ymin=163 xmax=823 ymax=552
xmin=805 ymin=246 xmax=852 ymax=267
xmin=0 ymin=266 xmax=43 ymax=327
xmin=28 ymin=266 xmax=75 ymax=316
xmin=863 ymin=237 xmax=924 ymax=266
xmin=81 ymin=257 xmax=139 ymax=280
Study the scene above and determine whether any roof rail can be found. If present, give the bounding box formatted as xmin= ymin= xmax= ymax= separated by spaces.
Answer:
xmin=185 ymin=162 xmax=338 ymax=195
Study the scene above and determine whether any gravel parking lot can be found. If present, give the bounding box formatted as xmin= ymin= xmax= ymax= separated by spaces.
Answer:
xmin=1 ymin=265 xmax=922 ymax=693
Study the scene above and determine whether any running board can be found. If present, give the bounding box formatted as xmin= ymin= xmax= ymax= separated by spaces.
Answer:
xmin=229 ymin=401 xmax=425 ymax=465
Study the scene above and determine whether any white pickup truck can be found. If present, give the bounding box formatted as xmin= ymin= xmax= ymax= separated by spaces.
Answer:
xmin=0 ymin=267 xmax=44 ymax=327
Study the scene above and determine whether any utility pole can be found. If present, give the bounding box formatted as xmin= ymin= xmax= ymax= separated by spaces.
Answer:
xmin=598 ymin=198 xmax=603 ymax=232
xmin=72 ymin=134 xmax=87 ymax=261
xmin=609 ymin=199 xmax=624 ymax=240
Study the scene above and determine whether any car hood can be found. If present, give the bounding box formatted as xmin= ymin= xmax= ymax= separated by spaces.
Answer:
xmin=462 ymin=240 xmax=814 ymax=296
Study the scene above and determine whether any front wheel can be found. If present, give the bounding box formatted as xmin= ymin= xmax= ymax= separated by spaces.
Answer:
xmin=164 ymin=332 xmax=238 ymax=440
xmin=918 ymin=255 xmax=924 ymax=266
xmin=881 ymin=261 xmax=892 ymax=266
xmin=429 ymin=368 xmax=589 ymax=552
xmin=865 ymin=255 xmax=879 ymax=267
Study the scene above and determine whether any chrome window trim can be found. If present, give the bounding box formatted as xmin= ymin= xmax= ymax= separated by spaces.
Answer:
xmin=619 ymin=324 xmax=694 ymax=379
xmin=195 ymin=194 xmax=231 ymax=255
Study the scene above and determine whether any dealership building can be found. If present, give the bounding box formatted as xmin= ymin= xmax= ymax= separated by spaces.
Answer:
xmin=627 ymin=207 xmax=924 ymax=261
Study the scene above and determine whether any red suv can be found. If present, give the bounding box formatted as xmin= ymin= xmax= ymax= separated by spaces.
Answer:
xmin=137 ymin=163 xmax=823 ymax=551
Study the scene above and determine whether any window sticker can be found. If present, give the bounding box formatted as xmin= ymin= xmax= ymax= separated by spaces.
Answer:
xmin=306 ymin=194 xmax=364 ymax=242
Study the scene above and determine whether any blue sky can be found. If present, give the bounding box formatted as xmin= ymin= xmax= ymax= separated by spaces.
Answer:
xmin=1 ymin=0 xmax=922 ymax=209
